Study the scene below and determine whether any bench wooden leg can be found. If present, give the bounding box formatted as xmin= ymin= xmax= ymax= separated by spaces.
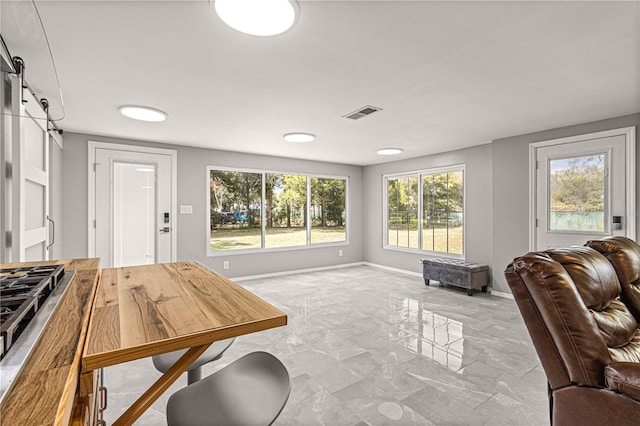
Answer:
xmin=424 ymin=279 xmax=430 ymax=286
xmin=482 ymin=285 xmax=488 ymax=293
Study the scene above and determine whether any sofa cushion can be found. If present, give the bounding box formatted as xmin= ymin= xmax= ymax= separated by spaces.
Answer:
xmin=586 ymin=237 xmax=640 ymax=322
xmin=546 ymin=247 xmax=621 ymax=311
xmin=609 ymin=330 xmax=640 ymax=363
xmin=605 ymin=361 xmax=640 ymax=402
xmin=546 ymin=247 xmax=638 ymax=349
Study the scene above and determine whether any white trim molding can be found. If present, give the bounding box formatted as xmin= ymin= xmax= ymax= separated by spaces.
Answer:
xmin=87 ymin=141 xmax=178 ymax=262
xmin=229 ymin=261 xmax=515 ymax=299
xmin=232 ymin=262 xmax=366 ymax=281
xmin=206 ymin=165 xmax=350 ymax=256
xmin=529 ymin=126 xmax=636 ymax=251
xmin=382 ymin=164 xmax=467 ymax=258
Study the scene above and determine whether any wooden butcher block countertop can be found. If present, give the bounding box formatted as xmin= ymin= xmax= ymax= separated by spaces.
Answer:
xmin=0 ymin=260 xmax=287 ymax=425
xmin=83 ymin=262 xmax=287 ymax=372
xmin=0 ymin=258 xmax=100 ymax=426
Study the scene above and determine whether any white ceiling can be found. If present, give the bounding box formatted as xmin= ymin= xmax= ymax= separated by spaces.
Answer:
xmin=19 ymin=1 xmax=640 ymax=165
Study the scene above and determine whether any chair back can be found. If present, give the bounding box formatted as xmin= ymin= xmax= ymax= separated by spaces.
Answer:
xmin=586 ymin=236 xmax=640 ymax=322
xmin=505 ymin=246 xmax=640 ymax=391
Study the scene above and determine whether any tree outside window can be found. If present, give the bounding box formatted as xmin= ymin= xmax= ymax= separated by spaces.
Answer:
xmin=208 ymin=168 xmax=347 ymax=253
xmin=549 ymin=155 xmax=605 ymax=232
xmin=266 ymin=173 xmax=307 ymax=248
xmin=311 ymin=178 xmax=346 ymax=244
xmin=210 ymin=170 xmax=262 ymax=251
xmin=387 ymin=176 xmax=419 ymax=249
xmin=385 ymin=166 xmax=464 ymax=255
xmin=423 ymin=171 xmax=463 ymax=254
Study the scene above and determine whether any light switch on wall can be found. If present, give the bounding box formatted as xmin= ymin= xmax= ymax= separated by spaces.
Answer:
xmin=180 ymin=205 xmax=193 ymax=214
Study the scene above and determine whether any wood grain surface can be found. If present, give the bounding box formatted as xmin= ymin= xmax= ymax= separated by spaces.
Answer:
xmin=83 ymin=262 xmax=287 ymax=372
xmin=0 ymin=260 xmax=286 ymax=425
xmin=0 ymin=258 xmax=100 ymax=426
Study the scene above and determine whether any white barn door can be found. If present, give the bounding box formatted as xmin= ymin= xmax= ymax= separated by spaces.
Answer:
xmin=11 ymin=78 xmax=51 ymax=261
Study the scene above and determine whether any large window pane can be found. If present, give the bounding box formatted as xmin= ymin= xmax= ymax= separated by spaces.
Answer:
xmin=208 ymin=167 xmax=349 ymax=253
xmin=265 ymin=173 xmax=307 ymax=249
xmin=311 ymin=178 xmax=346 ymax=244
xmin=421 ymin=169 xmax=464 ymax=255
xmin=210 ymin=170 xmax=262 ymax=251
xmin=549 ymin=155 xmax=605 ymax=232
xmin=446 ymin=171 xmax=463 ymax=254
xmin=387 ymin=176 xmax=419 ymax=249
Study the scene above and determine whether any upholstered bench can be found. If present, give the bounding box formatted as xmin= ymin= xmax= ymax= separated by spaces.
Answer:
xmin=422 ymin=258 xmax=489 ymax=296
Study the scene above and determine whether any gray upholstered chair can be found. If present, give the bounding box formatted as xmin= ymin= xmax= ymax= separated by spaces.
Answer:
xmin=166 ymin=351 xmax=291 ymax=426
xmin=152 ymin=338 xmax=235 ymax=385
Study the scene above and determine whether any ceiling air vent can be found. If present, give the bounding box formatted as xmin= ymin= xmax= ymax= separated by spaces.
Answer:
xmin=343 ymin=105 xmax=382 ymax=120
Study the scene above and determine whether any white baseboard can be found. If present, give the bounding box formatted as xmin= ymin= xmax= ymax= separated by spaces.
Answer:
xmin=364 ymin=262 xmax=514 ymax=300
xmin=362 ymin=262 xmax=423 ymax=278
xmin=232 ymin=261 xmax=515 ymax=300
xmin=490 ymin=290 xmax=514 ymax=300
xmin=233 ymin=262 xmax=367 ymax=282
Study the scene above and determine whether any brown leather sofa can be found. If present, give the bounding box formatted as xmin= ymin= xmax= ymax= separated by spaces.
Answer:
xmin=505 ymin=236 xmax=640 ymax=425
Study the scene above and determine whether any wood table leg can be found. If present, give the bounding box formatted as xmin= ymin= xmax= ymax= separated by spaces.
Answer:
xmin=112 ymin=344 xmax=210 ymax=426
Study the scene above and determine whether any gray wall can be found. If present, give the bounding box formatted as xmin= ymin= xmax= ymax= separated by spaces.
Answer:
xmin=61 ymin=113 xmax=638 ymax=293
xmin=61 ymin=132 xmax=364 ymax=277
xmin=362 ymin=113 xmax=639 ymax=294
xmin=491 ymin=113 xmax=640 ymax=292
xmin=362 ymin=143 xmax=494 ymax=279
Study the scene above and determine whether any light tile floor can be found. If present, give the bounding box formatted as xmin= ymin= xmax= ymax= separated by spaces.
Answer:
xmin=103 ymin=265 xmax=549 ymax=425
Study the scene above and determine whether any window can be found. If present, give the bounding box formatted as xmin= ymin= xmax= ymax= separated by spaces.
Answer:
xmin=210 ymin=170 xmax=262 ymax=251
xmin=548 ymin=155 xmax=605 ymax=232
xmin=385 ymin=165 xmax=464 ymax=256
xmin=422 ymin=170 xmax=464 ymax=254
xmin=266 ymin=173 xmax=307 ymax=249
xmin=208 ymin=167 xmax=347 ymax=254
xmin=311 ymin=177 xmax=347 ymax=244
xmin=387 ymin=176 xmax=419 ymax=249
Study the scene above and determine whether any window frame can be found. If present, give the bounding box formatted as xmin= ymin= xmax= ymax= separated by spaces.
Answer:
xmin=206 ymin=165 xmax=349 ymax=256
xmin=382 ymin=164 xmax=465 ymax=258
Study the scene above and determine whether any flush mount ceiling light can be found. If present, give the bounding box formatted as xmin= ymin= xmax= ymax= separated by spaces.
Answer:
xmin=376 ymin=148 xmax=403 ymax=156
xmin=119 ymin=105 xmax=167 ymax=122
xmin=284 ymin=132 xmax=315 ymax=143
xmin=215 ymin=0 xmax=298 ymax=36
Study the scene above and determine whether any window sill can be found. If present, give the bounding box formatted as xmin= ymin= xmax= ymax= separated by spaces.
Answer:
xmin=208 ymin=241 xmax=349 ymax=257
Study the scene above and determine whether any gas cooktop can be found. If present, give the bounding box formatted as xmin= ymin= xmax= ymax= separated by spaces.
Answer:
xmin=0 ymin=264 xmax=66 ymax=358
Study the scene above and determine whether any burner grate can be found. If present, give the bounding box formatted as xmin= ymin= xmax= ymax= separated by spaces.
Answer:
xmin=0 ymin=264 xmax=65 ymax=358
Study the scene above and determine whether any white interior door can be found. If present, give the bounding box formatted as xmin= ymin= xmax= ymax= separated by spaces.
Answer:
xmin=532 ymin=128 xmax=635 ymax=250
xmin=11 ymin=80 xmax=50 ymax=261
xmin=92 ymin=145 xmax=175 ymax=267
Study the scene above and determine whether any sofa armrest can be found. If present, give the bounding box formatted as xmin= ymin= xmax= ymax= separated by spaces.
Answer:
xmin=605 ymin=362 xmax=640 ymax=402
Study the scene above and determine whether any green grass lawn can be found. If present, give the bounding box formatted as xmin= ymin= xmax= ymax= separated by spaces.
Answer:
xmin=388 ymin=226 xmax=463 ymax=254
xmin=210 ymin=226 xmax=346 ymax=251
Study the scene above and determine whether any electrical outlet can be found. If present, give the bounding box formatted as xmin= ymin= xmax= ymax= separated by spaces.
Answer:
xmin=338 ymin=249 xmax=343 ymax=257
xmin=223 ymin=261 xmax=229 ymax=270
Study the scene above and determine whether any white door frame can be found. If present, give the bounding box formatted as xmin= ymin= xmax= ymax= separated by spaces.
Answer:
xmin=88 ymin=141 xmax=177 ymax=260
xmin=529 ymin=127 xmax=636 ymax=251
